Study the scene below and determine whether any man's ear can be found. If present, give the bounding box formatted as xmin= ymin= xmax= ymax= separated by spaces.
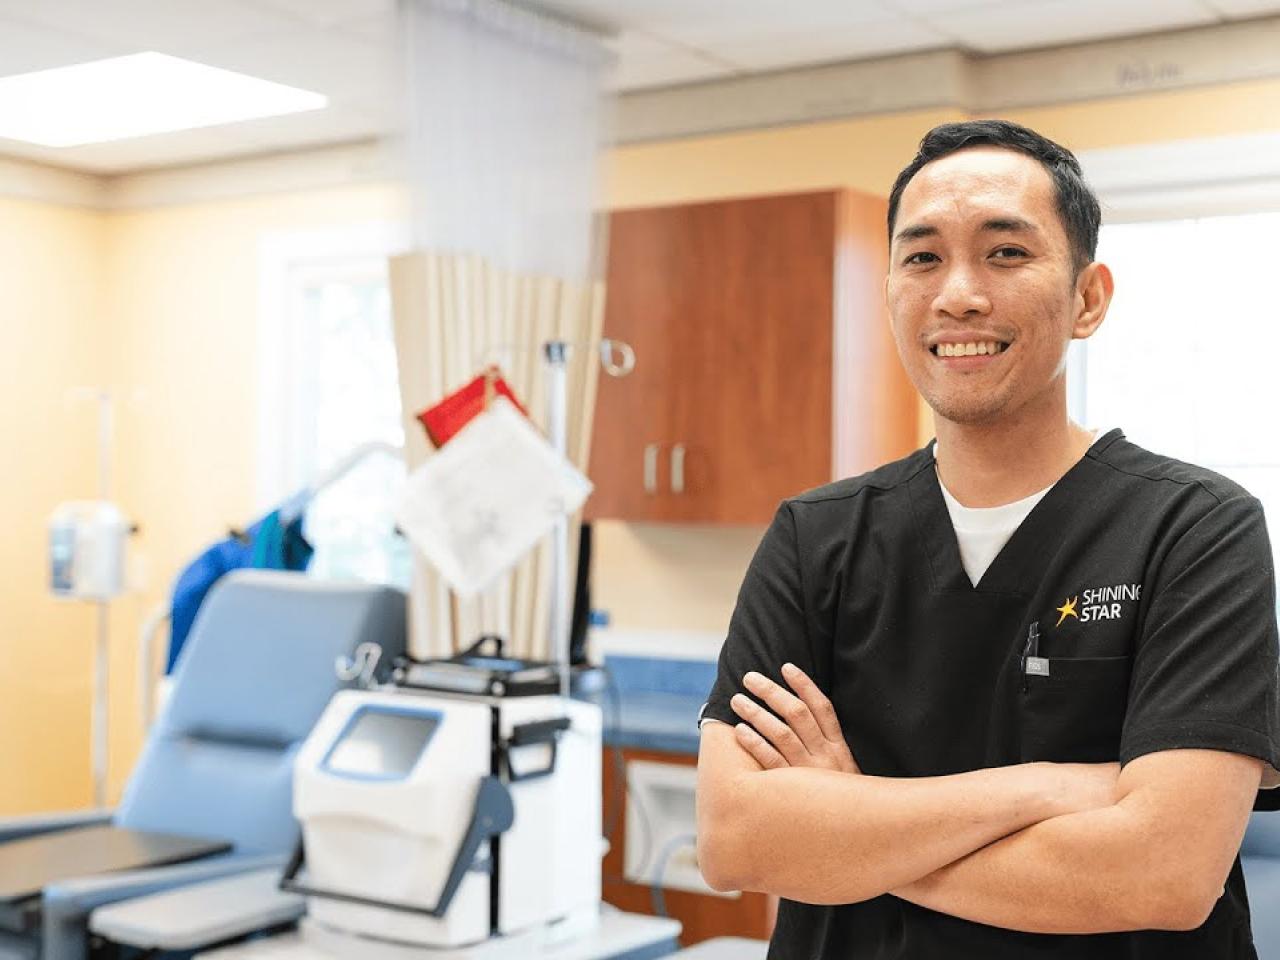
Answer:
xmin=1072 ymin=261 xmax=1113 ymax=341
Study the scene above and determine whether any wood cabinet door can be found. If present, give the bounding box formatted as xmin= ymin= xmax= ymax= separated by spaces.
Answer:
xmin=586 ymin=203 xmax=687 ymax=522
xmin=664 ymin=191 xmax=836 ymax=524
xmin=588 ymin=191 xmax=838 ymax=524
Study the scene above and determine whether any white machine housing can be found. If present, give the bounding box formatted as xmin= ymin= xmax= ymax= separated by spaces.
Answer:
xmin=48 ymin=500 xmax=128 ymax=600
xmin=293 ymin=687 xmax=602 ymax=949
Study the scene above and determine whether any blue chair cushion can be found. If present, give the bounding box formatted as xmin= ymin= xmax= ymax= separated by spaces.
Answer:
xmin=117 ymin=571 xmax=406 ymax=855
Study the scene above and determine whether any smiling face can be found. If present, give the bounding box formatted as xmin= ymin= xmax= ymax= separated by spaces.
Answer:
xmin=886 ymin=146 xmax=1109 ymax=427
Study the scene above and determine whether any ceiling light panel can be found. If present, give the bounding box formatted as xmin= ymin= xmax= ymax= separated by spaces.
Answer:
xmin=0 ymin=52 xmax=328 ymax=147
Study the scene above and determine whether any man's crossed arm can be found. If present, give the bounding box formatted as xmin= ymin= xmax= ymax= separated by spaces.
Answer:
xmin=696 ymin=664 xmax=1262 ymax=935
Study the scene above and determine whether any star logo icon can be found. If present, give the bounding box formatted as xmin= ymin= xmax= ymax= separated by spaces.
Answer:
xmin=1055 ymin=596 xmax=1080 ymax=627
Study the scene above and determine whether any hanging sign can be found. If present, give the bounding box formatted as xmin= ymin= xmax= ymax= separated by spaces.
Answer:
xmin=396 ymin=397 xmax=592 ymax=597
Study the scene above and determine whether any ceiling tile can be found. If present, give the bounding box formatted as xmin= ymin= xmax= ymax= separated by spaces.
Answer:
xmin=520 ymin=0 xmax=664 ymax=33
xmin=604 ymin=31 xmax=738 ymax=91
xmin=700 ymin=17 xmax=949 ymax=73
xmin=195 ymin=28 xmax=395 ymax=103
xmin=0 ymin=0 xmax=1257 ymax=174
xmin=0 ymin=0 xmax=300 ymax=52
xmin=0 ymin=20 xmax=123 ymax=78
xmin=250 ymin=0 xmax=396 ymax=29
xmin=341 ymin=11 xmax=399 ymax=46
xmin=1201 ymin=0 xmax=1280 ymax=16
xmin=925 ymin=0 xmax=1218 ymax=54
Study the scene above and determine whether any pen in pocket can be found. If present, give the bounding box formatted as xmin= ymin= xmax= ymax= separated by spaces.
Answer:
xmin=1021 ymin=621 xmax=1049 ymax=691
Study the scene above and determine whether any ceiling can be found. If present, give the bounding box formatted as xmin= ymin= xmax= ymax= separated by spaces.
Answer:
xmin=0 ymin=0 xmax=1278 ymax=174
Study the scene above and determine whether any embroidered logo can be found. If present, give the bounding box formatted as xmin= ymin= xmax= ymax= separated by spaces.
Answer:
xmin=1055 ymin=583 xmax=1142 ymax=626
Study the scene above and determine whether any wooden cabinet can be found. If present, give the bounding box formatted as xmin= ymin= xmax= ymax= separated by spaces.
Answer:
xmin=601 ymin=746 xmax=776 ymax=947
xmin=587 ymin=189 xmax=918 ymax=525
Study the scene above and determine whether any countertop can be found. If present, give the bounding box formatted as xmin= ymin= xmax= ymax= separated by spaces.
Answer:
xmin=579 ymin=655 xmax=717 ymax=756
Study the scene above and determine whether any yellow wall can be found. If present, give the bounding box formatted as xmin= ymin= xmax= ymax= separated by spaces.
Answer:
xmin=0 ymin=197 xmax=109 ymax=813
xmin=0 ymin=185 xmax=407 ymax=814
xmin=10 ymin=75 xmax=1280 ymax=813
xmin=101 ymin=185 xmax=407 ymax=803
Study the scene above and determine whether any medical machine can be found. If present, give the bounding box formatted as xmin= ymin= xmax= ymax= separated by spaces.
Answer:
xmin=282 ymin=654 xmax=603 ymax=952
xmin=49 ymin=500 xmax=130 ymax=600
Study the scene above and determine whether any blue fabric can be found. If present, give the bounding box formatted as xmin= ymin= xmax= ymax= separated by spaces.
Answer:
xmin=166 ymin=509 xmax=312 ymax=674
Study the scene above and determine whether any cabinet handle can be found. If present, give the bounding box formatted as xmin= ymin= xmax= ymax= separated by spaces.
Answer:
xmin=671 ymin=443 xmax=685 ymax=494
xmin=643 ymin=444 xmax=659 ymax=494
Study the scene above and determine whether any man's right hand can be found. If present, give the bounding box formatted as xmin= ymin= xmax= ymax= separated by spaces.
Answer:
xmin=729 ymin=662 xmax=859 ymax=774
xmin=728 ymin=662 xmax=1120 ymax=817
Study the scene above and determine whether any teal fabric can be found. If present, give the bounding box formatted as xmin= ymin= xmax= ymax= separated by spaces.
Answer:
xmin=166 ymin=508 xmax=313 ymax=674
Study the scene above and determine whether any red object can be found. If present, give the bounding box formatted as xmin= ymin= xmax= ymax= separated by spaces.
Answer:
xmin=417 ymin=369 xmax=530 ymax=448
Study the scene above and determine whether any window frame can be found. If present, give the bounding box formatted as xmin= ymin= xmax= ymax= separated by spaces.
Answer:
xmin=255 ymin=220 xmax=410 ymax=512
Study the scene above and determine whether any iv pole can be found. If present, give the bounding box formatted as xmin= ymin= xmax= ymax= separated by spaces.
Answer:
xmin=540 ymin=339 xmax=634 ymax=696
xmin=92 ymin=393 xmax=112 ymax=809
xmin=468 ymin=336 xmax=633 ymax=693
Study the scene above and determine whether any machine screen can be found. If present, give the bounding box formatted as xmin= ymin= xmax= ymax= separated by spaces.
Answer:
xmin=324 ymin=708 xmax=440 ymax=779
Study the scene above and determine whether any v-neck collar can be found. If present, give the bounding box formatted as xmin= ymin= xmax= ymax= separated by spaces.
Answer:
xmin=907 ymin=428 xmax=1126 ymax=596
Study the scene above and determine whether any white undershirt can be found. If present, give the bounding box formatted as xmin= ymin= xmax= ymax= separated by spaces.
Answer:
xmin=935 ymin=430 xmax=1104 ymax=586
xmin=938 ymin=478 xmax=1051 ymax=587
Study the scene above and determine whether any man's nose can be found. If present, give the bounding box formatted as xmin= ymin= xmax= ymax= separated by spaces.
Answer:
xmin=932 ymin=263 xmax=991 ymax=319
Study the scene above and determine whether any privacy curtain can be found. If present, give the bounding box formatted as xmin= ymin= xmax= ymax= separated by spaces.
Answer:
xmin=391 ymin=0 xmax=613 ymax=660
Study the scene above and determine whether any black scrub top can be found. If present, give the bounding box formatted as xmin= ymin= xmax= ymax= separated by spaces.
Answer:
xmin=703 ymin=429 xmax=1280 ymax=960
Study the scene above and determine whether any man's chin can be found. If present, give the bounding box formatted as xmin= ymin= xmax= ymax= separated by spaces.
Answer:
xmin=926 ymin=395 xmax=1011 ymax=428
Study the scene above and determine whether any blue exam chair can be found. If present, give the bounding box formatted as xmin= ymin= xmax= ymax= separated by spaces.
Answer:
xmin=1243 ymin=814 xmax=1280 ymax=958
xmin=0 ymin=570 xmax=406 ymax=960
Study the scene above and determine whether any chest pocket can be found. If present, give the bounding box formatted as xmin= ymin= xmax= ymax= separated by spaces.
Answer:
xmin=1018 ymin=655 xmax=1132 ymax=764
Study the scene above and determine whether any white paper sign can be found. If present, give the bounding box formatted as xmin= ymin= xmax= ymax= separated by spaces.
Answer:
xmin=395 ymin=397 xmax=593 ymax=597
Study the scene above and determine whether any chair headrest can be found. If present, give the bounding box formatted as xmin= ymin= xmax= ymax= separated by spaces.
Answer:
xmin=160 ymin=570 xmax=407 ymax=746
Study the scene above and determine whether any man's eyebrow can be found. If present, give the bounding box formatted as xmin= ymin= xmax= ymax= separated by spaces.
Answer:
xmin=981 ymin=217 xmax=1039 ymax=235
xmin=893 ymin=217 xmax=1041 ymax=245
xmin=893 ymin=223 xmax=937 ymax=244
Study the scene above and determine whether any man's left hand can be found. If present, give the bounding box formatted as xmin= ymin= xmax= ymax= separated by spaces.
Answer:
xmin=730 ymin=663 xmax=859 ymax=774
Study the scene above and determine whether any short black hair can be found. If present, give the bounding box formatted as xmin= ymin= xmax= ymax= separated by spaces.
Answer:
xmin=887 ymin=119 xmax=1101 ymax=274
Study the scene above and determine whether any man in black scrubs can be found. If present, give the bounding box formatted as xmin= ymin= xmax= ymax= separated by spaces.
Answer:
xmin=696 ymin=119 xmax=1280 ymax=958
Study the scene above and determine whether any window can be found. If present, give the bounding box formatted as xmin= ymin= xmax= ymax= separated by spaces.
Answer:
xmin=258 ymin=223 xmax=411 ymax=586
xmin=1086 ymin=213 xmax=1280 ymax=566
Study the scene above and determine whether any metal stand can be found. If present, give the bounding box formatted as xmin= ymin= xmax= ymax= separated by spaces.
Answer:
xmin=93 ymin=602 xmax=109 ymax=808
xmin=92 ymin=392 xmax=114 ymax=809
xmin=543 ymin=342 xmax=572 ymax=697
xmin=539 ymin=339 xmax=633 ymax=694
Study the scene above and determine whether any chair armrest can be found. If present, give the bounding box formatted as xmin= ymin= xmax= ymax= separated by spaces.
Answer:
xmin=46 ymin=852 xmax=284 ymax=913
xmin=0 ymin=809 xmax=113 ymax=843
xmin=42 ymin=853 xmax=284 ymax=960
xmin=89 ymin=866 xmax=303 ymax=951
